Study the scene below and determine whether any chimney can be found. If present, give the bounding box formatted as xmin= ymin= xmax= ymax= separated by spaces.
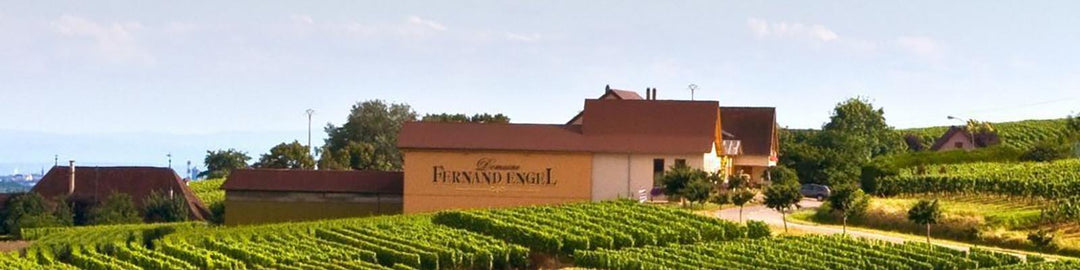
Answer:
xmin=645 ymin=88 xmax=651 ymax=100
xmin=653 ymin=88 xmax=658 ymax=100
xmin=68 ymin=160 xmax=75 ymax=195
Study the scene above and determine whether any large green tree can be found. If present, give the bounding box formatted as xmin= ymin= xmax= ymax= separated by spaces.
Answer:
xmin=255 ymin=140 xmax=315 ymax=169
xmin=200 ymin=149 xmax=251 ymax=179
xmin=321 ymin=100 xmax=417 ymax=171
xmin=422 ymin=113 xmax=510 ymax=123
xmin=779 ymin=98 xmax=901 ymax=186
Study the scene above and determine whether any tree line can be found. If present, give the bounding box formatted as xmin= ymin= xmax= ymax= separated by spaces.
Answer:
xmin=199 ymin=100 xmax=510 ymax=178
xmin=0 ymin=190 xmax=190 ymax=236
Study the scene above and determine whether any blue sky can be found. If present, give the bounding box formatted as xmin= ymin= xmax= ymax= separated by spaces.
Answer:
xmin=1 ymin=1 xmax=1078 ymax=174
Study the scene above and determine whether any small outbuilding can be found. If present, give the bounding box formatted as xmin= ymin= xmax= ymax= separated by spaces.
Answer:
xmin=221 ymin=169 xmax=403 ymax=225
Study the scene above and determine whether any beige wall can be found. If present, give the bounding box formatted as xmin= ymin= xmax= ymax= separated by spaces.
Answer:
xmin=937 ymin=132 xmax=975 ymax=151
xmin=403 ymin=150 xmax=593 ymax=213
xmin=591 ymin=152 xmax=715 ymax=201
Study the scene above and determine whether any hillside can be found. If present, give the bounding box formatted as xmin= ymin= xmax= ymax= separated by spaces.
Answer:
xmin=900 ymin=118 xmax=1071 ymax=150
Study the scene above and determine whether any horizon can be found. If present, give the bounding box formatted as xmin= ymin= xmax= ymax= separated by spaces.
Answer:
xmin=2 ymin=1 xmax=1079 ymax=173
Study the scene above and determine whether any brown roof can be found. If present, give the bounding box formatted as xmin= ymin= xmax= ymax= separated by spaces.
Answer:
xmin=31 ymin=166 xmax=210 ymax=220
xmin=400 ymin=99 xmax=720 ymax=154
xmin=566 ymin=87 xmax=645 ymax=125
xmin=719 ymin=107 xmax=777 ymax=156
xmin=929 ymin=126 xmax=970 ymax=151
xmin=222 ymin=169 xmax=403 ymax=194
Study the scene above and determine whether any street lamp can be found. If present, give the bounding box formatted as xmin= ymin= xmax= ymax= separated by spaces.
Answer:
xmin=947 ymin=116 xmax=975 ymax=148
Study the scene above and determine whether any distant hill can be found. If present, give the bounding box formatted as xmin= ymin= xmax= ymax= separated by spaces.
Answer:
xmin=899 ymin=118 xmax=1071 ymax=150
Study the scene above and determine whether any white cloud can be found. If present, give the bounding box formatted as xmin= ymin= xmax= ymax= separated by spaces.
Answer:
xmin=290 ymin=14 xmax=314 ymax=25
xmin=407 ymin=16 xmax=446 ymax=31
xmin=747 ymin=18 xmax=838 ymax=42
xmin=51 ymin=14 xmax=153 ymax=64
xmin=896 ymin=36 xmax=941 ymax=57
xmin=506 ymin=32 xmax=541 ymax=42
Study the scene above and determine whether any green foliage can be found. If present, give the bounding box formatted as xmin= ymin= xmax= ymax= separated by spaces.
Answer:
xmin=1027 ymin=229 xmax=1056 ymax=250
xmin=764 ymin=166 xmax=798 ymax=185
xmin=1019 ymin=142 xmax=1069 ymax=162
xmin=188 ymin=178 xmax=224 ymax=207
xmin=826 ymin=185 xmax=870 ymax=234
xmin=90 ymin=193 xmax=142 ymax=225
xmin=876 ymin=145 xmax=1023 ymax=169
xmin=877 ymin=159 xmax=1080 ymax=199
xmin=1 ymin=193 xmax=69 ymax=236
xmin=143 ymin=190 xmax=189 ymax=223
xmin=421 ymin=113 xmax=510 ymax=123
xmin=745 ymin=220 xmax=771 ymax=239
xmin=726 ymin=172 xmax=750 ymax=189
xmin=823 ymin=97 xmax=905 ymax=158
xmin=254 ymin=140 xmax=315 ymax=169
xmin=682 ymin=178 xmax=714 ymax=207
xmin=433 ymin=200 xmax=747 ymax=256
xmin=763 ymin=182 xmax=801 ymax=232
xmin=659 ymin=163 xmax=708 ymax=202
xmin=207 ymin=201 xmax=225 ymax=225
xmin=321 ymin=100 xmax=417 ymax=171
xmin=908 ymin=199 xmax=942 ymax=226
xmin=574 ymin=235 xmax=1024 ymax=270
xmin=199 ymin=149 xmax=250 ymax=179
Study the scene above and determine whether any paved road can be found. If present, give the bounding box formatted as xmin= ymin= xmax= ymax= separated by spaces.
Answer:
xmin=712 ymin=198 xmax=979 ymax=253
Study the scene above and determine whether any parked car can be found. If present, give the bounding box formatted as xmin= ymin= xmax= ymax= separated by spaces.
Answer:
xmin=800 ymin=184 xmax=831 ymax=200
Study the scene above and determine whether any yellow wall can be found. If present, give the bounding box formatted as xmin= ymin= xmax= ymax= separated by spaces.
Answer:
xmin=403 ymin=150 xmax=593 ymax=213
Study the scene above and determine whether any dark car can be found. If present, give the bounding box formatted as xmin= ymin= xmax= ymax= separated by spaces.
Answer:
xmin=800 ymin=184 xmax=831 ymax=200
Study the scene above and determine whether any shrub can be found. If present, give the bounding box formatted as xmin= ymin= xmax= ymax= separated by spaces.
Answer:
xmin=1027 ymin=230 xmax=1057 ymax=250
xmin=1 ymin=193 xmax=69 ymax=236
xmin=764 ymin=166 xmax=799 ymax=185
xmin=1020 ymin=142 xmax=1068 ymax=162
xmin=90 ymin=193 xmax=142 ymax=225
xmin=208 ymin=201 xmax=225 ymax=225
xmin=143 ymin=190 xmax=189 ymax=223
xmin=746 ymin=221 xmax=771 ymax=239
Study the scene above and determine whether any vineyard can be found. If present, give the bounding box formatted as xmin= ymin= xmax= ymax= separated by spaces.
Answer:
xmin=900 ymin=118 xmax=1072 ymax=151
xmin=188 ymin=178 xmax=225 ymax=206
xmin=574 ymin=235 xmax=1027 ymax=270
xmin=876 ymin=159 xmax=1080 ymax=199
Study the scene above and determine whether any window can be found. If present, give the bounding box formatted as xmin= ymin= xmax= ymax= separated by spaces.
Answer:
xmin=954 ymin=142 xmax=964 ymax=148
xmin=653 ymin=159 xmax=665 ymax=173
xmin=675 ymin=159 xmax=687 ymax=167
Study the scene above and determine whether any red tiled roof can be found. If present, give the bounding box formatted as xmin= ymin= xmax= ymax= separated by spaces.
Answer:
xmin=222 ymin=169 xmax=403 ymax=194
xmin=400 ymin=99 xmax=720 ymax=154
xmin=566 ymin=88 xmax=645 ymax=125
xmin=31 ymin=166 xmax=210 ymax=220
xmin=719 ymin=107 xmax=777 ymax=156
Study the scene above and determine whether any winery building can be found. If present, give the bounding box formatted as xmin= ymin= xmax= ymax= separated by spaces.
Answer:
xmin=221 ymin=169 xmax=403 ymax=225
xmin=397 ymin=87 xmax=778 ymax=213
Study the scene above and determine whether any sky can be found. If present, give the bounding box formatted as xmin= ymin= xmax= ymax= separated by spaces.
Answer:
xmin=1 ymin=1 xmax=1079 ymax=174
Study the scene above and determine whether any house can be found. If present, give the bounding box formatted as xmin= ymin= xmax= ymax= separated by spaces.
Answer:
xmin=221 ymin=169 xmax=403 ymax=225
xmin=929 ymin=126 xmax=1000 ymax=151
xmin=31 ymin=165 xmax=210 ymax=220
xmin=719 ymin=107 xmax=779 ymax=183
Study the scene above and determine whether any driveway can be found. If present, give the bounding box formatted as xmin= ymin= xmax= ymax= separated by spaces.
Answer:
xmin=712 ymin=198 xmax=986 ymax=253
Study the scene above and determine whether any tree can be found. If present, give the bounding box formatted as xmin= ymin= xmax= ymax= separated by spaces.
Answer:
xmin=422 ymin=113 xmax=511 ymax=123
xmin=908 ymin=199 xmax=942 ymax=246
xmin=682 ymin=178 xmax=713 ymax=209
xmin=659 ymin=163 xmax=701 ymax=202
xmin=200 ymin=149 xmax=251 ymax=179
xmin=709 ymin=192 xmax=730 ymax=210
xmin=0 ymin=193 xmax=66 ymax=235
xmin=143 ymin=190 xmax=189 ymax=223
xmin=822 ymin=97 xmax=903 ymax=159
xmin=727 ymin=172 xmax=750 ymax=190
xmin=763 ymin=182 xmax=802 ymax=233
xmin=254 ymin=140 xmax=315 ymax=169
xmin=731 ymin=188 xmax=756 ymax=223
xmin=826 ymin=185 xmax=869 ymax=235
xmin=764 ymin=166 xmax=799 ymax=185
xmin=322 ymin=100 xmax=417 ymax=171
xmin=90 ymin=193 xmax=142 ymax=225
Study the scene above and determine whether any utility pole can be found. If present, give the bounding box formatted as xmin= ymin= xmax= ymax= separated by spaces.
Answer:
xmin=305 ymin=109 xmax=315 ymax=155
xmin=688 ymin=84 xmax=699 ymax=101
